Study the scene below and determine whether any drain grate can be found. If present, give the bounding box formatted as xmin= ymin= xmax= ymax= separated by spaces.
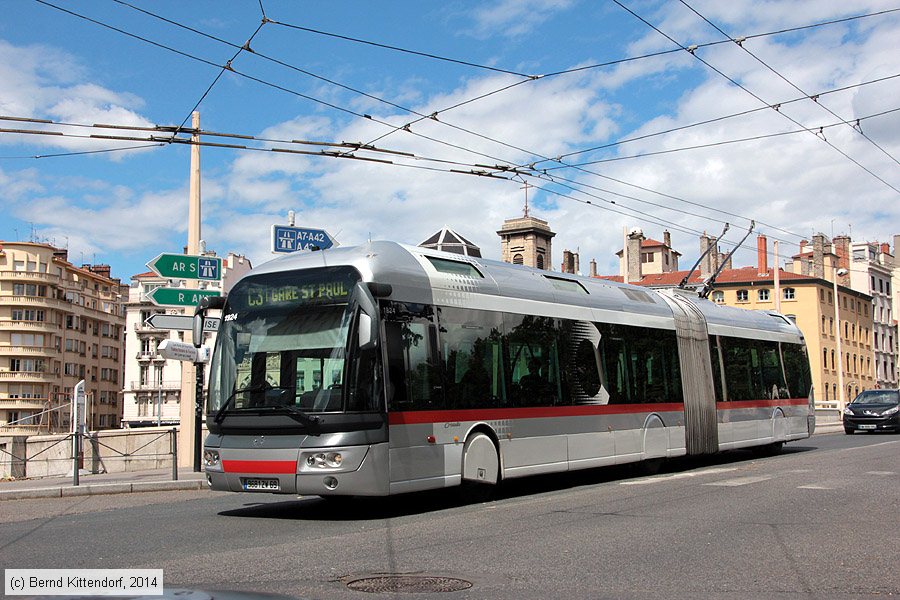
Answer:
xmin=346 ymin=575 xmax=473 ymax=594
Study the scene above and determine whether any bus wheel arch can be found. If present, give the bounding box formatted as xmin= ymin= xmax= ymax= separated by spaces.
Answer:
xmin=642 ymin=413 xmax=668 ymax=460
xmin=461 ymin=426 xmax=500 ymax=485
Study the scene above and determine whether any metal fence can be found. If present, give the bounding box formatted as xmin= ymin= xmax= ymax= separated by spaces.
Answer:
xmin=0 ymin=427 xmax=178 ymax=485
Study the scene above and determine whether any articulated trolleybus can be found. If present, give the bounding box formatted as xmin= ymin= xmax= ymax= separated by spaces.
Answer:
xmin=201 ymin=241 xmax=814 ymax=497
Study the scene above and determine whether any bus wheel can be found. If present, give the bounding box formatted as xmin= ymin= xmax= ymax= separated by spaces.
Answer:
xmin=460 ymin=433 xmax=499 ymax=502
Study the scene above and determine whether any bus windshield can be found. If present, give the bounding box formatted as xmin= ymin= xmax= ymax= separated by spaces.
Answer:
xmin=207 ymin=266 xmax=377 ymax=420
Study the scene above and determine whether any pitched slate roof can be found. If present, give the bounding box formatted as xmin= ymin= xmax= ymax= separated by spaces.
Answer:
xmin=418 ymin=226 xmax=482 ymax=257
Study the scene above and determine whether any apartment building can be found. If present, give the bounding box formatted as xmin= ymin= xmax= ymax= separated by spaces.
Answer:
xmin=595 ymin=231 xmax=875 ymax=408
xmin=121 ymin=252 xmax=251 ymax=427
xmin=0 ymin=242 xmax=127 ymax=434
xmin=848 ymin=241 xmax=897 ymax=389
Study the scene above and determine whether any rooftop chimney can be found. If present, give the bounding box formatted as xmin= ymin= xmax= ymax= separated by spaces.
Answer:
xmin=626 ymin=230 xmax=643 ymax=283
xmin=589 ymin=259 xmax=597 ymax=277
xmin=757 ymin=234 xmax=768 ymax=275
xmin=812 ymin=233 xmax=826 ymax=279
xmin=664 ymin=230 xmax=671 ymax=248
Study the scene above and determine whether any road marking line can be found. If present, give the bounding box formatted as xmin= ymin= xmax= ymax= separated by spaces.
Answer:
xmin=844 ymin=440 xmax=900 ymax=451
xmin=704 ymin=475 xmax=773 ymax=487
xmin=798 ymin=485 xmax=835 ymax=490
xmin=865 ymin=471 xmax=895 ymax=476
xmin=620 ymin=467 xmax=738 ymax=485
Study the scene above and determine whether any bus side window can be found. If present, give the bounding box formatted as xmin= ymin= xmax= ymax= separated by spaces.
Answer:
xmin=436 ymin=307 xmax=504 ymax=410
xmin=503 ymin=314 xmax=560 ymax=407
xmin=383 ymin=305 xmax=441 ymax=412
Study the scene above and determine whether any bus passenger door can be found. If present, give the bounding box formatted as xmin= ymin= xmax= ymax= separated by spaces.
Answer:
xmin=382 ymin=302 xmax=446 ymax=491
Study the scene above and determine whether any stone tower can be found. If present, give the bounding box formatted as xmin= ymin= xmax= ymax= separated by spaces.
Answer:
xmin=497 ymin=215 xmax=555 ymax=270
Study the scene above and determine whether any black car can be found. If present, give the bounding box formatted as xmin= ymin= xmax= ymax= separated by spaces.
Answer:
xmin=843 ymin=389 xmax=900 ymax=434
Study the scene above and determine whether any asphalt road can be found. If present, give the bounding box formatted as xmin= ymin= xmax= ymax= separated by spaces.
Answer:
xmin=1 ymin=431 xmax=898 ymax=600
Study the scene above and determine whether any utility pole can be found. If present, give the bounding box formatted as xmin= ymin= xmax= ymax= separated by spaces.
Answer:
xmin=179 ymin=111 xmax=202 ymax=470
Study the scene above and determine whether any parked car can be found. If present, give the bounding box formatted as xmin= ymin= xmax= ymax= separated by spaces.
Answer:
xmin=843 ymin=389 xmax=900 ymax=434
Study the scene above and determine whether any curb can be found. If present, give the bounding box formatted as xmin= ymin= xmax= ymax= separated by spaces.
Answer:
xmin=0 ymin=479 xmax=206 ymax=502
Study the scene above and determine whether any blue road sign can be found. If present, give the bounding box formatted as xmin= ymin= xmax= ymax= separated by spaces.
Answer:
xmin=271 ymin=225 xmax=335 ymax=253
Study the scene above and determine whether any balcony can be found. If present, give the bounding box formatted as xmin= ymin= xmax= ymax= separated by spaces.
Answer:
xmin=0 ymin=397 xmax=47 ymax=410
xmin=0 ymin=271 xmax=58 ymax=283
xmin=135 ymin=350 xmax=164 ymax=361
xmin=129 ymin=380 xmax=182 ymax=392
xmin=0 ymin=345 xmax=60 ymax=357
xmin=0 ymin=295 xmax=65 ymax=308
xmin=0 ymin=371 xmax=57 ymax=383
xmin=0 ymin=320 xmax=62 ymax=331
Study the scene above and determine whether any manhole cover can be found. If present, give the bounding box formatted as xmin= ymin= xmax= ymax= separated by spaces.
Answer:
xmin=346 ymin=575 xmax=472 ymax=593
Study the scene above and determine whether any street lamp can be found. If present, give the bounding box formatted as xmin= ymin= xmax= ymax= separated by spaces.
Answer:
xmin=834 ymin=267 xmax=848 ymax=412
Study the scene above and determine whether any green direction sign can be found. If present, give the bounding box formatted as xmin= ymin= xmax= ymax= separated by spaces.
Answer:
xmin=146 ymin=287 xmax=221 ymax=307
xmin=147 ymin=253 xmax=222 ymax=280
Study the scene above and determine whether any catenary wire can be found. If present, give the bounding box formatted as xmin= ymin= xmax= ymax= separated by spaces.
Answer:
xmin=611 ymin=0 xmax=900 ymax=196
xmin=29 ymin=0 xmax=895 ymax=245
xmin=678 ymin=0 xmax=900 ymax=168
xmin=71 ymin=0 xmax=899 ymax=220
xmin=554 ymin=107 xmax=900 ymax=168
xmin=549 ymin=71 xmax=900 ymax=163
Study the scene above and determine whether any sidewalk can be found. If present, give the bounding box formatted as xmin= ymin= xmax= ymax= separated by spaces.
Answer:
xmin=1 ymin=415 xmax=844 ymax=502
xmin=0 ymin=467 xmax=207 ymax=501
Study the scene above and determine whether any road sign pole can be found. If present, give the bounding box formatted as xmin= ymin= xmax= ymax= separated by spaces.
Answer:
xmin=194 ymin=361 xmax=204 ymax=473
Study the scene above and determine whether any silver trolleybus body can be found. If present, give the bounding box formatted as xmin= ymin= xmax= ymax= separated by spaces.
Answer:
xmin=204 ymin=241 xmax=814 ymax=496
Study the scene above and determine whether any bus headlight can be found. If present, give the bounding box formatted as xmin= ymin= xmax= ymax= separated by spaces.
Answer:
xmin=304 ymin=452 xmax=343 ymax=468
xmin=203 ymin=449 xmax=222 ymax=471
xmin=299 ymin=448 xmax=364 ymax=473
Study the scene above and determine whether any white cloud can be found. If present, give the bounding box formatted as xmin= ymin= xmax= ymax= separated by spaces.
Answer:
xmin=0 ymin=41 xmax=154 ymax=155
xmin=469 ymin=0 xmax=575 ymax=38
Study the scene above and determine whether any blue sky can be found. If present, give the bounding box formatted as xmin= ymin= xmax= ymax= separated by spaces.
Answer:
xmin=1 ymin=0 xmax=898 ymax=281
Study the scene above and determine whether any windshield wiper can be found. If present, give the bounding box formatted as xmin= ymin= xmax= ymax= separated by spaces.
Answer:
xmin=261 ymin=404 xmax=321 ymax=431
xmin=214 ymin=382 xmax=282 ymax=424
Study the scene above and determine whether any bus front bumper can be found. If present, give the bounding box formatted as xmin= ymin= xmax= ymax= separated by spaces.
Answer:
xmin=205 ymin=442 xmax=390 ymax=496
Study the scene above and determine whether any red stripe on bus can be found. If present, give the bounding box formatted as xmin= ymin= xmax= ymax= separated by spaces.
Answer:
xmin=388 ymin=398 xmax=809 ymax=425
xmin=222 ymin=460 xmax=296 ymax=474
xmin=388 ymin=403 xmax=685 ymax=425
xmin=717 ymin=398 xmax=809 ymax=410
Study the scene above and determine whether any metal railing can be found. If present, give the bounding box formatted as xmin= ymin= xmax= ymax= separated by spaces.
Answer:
xmin=0 ymin=428 xmax=179 ymax=484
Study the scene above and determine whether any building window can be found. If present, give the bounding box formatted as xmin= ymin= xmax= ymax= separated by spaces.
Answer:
xmin=641 ymin=252 xmax=653 ymax=264
xmin=830 ymin=349 xmax=835 ymax=370
xmin=712 ymin=291 xmax=724 ymax=304
xmin=736 ymin=290 xmax=749 ymax=302
xmin=783 ymin=287 xmax=795 ymax=300
xmin=758 ymin=289 xmax=770 ymax=301
xmin=828 ymin=291 xmax=833 ymax=304
xmin=512 ymin=254 xmax=523 ymax=265
xmin=536 ymin=255 xmax=544 ymax=270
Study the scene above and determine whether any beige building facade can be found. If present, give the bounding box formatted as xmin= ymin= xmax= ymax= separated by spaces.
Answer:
xmin=0 ymin=242 xmax=127 ymax=434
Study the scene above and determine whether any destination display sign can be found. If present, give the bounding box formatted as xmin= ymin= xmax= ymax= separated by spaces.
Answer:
xmin=227 ymin=267 xmax=359 ymax=312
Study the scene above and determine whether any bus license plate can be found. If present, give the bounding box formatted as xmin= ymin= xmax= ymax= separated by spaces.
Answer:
xmin=858 ymin=424 xmax=877 ymax=430
xmin=242 ymin=478 xmax=281 ymax=491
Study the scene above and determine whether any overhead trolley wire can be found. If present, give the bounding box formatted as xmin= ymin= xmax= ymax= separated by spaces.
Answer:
xmin=611 ymin=0 xmax=900 ymax=196
xmin=554 ymin=107 xmax=900 ymax=168
xmin=678 ymin=0 xmax=900 ymax=168
xmin=173 ymin=19 xmax=268 ymax=134
xmin=265 ymin=19 xmax=538 ymax=79
xmin=101 ymin=0 xmax=900 ymax=200
xmin=35 ymin=0 xmax=528 ymax=171
xmin=30 ymin=0 xmax=897 ymax=245
xmin=548 ymin=71 xmax=900 ymax=163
